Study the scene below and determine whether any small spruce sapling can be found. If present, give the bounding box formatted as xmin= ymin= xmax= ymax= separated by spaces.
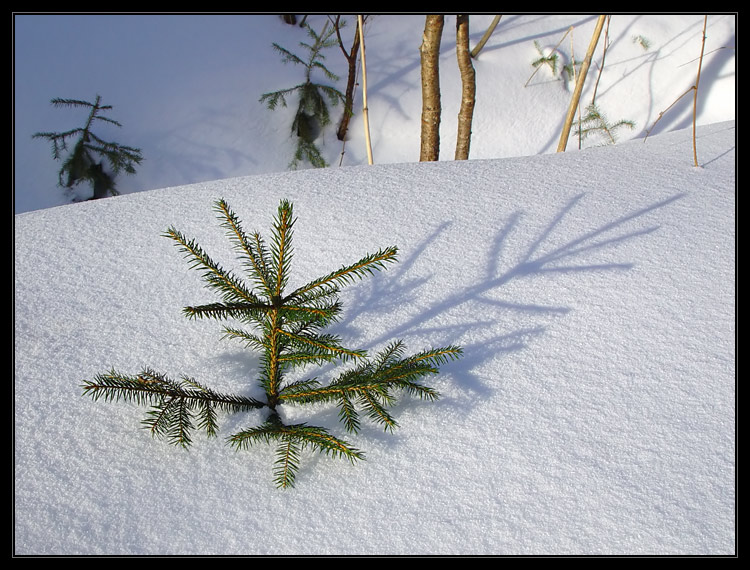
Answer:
xmin=260 ymin=22 xmax=346 ymax=169
xmin=525 ymin=38 xmax=582 ymax=89
xmin=531 ymin=40 xmax=560 ymax=77
xmin=82 ymin=199 xmax=462 ymax=488
xmin=524 ymin=29 xmax=572 ymax=88
xmin=632 ymin=34 xmax=651 ymax=51
xmin=562 ymin=58 xmax=583 ymax=84
xmin=574 ymin=102 xmax=635 ymax=146
xmin=32 ymin=95 xmax=143 ymax=200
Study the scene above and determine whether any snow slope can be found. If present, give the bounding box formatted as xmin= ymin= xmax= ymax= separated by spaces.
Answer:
xmin=14 ymin=120 xmax=735 ymax=555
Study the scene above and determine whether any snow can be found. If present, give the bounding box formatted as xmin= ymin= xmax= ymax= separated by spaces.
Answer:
xmin=14 ymin=14 xmax=735 ymax=555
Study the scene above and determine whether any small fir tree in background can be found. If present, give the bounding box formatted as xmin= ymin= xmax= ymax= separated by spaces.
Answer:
xmin=260 ymin=21 xmax=346 ymax=169
xmin=562 ymin=57 xmax=583 ymax=84
xmin=574 ymin=102 xmax=635 ymax=146
xmin=82 ymin=199 xmax=462 ymax=488
xmin=32 ymin=95 xmax=143 ymax=200
xmin=632 ymin=34 xmax=651 ymax=51
xmin=531 ymin=39 xmax=560 ymax=77
xmin=524 ymin=30 xmax=571 ymax=88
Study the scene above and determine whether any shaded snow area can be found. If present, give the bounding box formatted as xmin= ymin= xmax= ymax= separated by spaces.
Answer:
xmin=14 ymin=121 xmax=735 ymax=555
xmin=14 ymin=14 xmax=736 ymax=213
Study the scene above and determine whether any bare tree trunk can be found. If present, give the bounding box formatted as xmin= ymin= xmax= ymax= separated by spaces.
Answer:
xmin=333 ymin=15 xmax=362 ymax=141
xmin=455 ymin=15 xmax=476 ymax=160
xmin=470 ymin=15 xmax=501 ymax=58
xmin=419 ymin=15 xmax=444 ymax=162
xmin=556 ymin=15 xmax=606 ymax=152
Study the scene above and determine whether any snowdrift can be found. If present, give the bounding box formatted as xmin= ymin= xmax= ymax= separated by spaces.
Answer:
xmin=15 ymin=121 xmax=735 ymax=555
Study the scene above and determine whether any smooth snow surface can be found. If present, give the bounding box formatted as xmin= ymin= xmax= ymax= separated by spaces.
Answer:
xmin=15 ymin=121 xmax=735 ymax=555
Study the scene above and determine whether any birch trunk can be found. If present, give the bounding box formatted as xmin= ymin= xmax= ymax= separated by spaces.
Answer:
xmin=419 ymin=15 xmax=444 ymax=161
xmin=455 ymin=15 xmax=476 ymax=160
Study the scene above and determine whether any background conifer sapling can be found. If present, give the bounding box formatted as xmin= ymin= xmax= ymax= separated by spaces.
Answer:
xmin=32 ymin=95 xmax=143 ymax=200
xmin=260 ymin=22 xmax=346 ymax=169
xmin=82 ymin=198 xmax=462 ymax=488
xmin=524 ymin=29 xmax=572 ymax=87
xmin=574 ymin=103 xmax=635 ymax=146
xmin=531 ymin=40 xmax=560 ymax=77
xmin=572 ymin=18 xmax=636 ymax=148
